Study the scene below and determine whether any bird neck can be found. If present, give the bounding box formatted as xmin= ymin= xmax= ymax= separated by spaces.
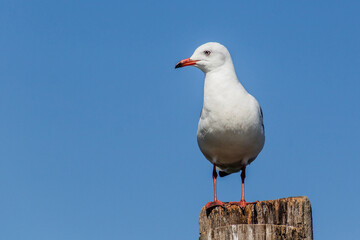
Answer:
xmin=204 ymin=64 xmax=247 ymax=94
xmin=203 ymin=65 xmax=248 ymax=112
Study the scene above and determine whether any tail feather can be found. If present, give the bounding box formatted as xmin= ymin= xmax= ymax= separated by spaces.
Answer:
xmin=219 ymin=171 xmax=230 ymax=177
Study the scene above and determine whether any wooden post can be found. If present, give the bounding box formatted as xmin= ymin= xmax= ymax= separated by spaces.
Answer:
xmin=199 ymin=196 xmax=313 ymax=240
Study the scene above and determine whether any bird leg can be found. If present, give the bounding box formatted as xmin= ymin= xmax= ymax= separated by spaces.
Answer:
xmin=205 ymin=164 xmax=224 ymax=209
xmin=230 ymin=166 xmax=258 ymax=208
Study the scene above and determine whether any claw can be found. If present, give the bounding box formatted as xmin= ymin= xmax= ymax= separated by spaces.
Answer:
xmin=229 ymin=200 xmax=258 ymax=208
xmin=205 ymin=200 xmax=225 ymax=209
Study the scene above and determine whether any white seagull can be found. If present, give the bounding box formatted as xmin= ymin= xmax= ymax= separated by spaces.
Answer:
xmin=175 ymin=42 xmax=265 ymax=209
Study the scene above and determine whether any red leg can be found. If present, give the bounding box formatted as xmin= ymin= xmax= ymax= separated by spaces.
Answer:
xmin=230 ymin=166 xmax=258 ymax=208
xmin=205 ymin=164 xmax=224 ymax=209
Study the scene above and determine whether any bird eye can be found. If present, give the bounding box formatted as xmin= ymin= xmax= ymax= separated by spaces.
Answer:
xmin=203 ymin=50 xmax=211 ymax=56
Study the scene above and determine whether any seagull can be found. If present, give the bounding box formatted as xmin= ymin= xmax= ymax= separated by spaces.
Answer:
xmin=175 ymin=42 xmax=265 ymax=209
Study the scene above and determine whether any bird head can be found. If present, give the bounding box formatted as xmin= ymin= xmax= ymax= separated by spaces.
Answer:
xmin=175 ymin=42 xmax=232 ymax=73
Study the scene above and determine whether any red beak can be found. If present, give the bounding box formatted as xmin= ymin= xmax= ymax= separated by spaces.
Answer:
xmin=175 ymin=58 xmax=199 ymax=69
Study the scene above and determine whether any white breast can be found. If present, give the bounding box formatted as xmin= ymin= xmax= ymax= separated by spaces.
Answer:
xmin=197 ymin=71 xmax=265 ymax=173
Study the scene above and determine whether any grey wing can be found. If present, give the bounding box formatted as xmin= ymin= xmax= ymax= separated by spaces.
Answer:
xmin=259 ymin=106 xmax=264 ymax=131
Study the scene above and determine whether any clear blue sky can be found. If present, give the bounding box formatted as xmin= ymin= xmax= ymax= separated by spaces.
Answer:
xmin=1 ymin=1 xmax=359 ymax=239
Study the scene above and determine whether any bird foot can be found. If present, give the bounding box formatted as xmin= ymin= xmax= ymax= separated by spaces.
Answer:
xmin=229 ymin=200 xmax=259 ymax=208
xmin=205 ymin=200 xmax=225 ymax=209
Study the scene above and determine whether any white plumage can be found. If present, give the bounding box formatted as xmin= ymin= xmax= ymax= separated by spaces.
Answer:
xmin=176 ymin=42 xmax=265 ymax=208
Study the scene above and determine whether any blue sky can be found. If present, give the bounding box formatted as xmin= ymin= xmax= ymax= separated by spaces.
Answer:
xmin=1 ymin=1 xmax=359 ymax=239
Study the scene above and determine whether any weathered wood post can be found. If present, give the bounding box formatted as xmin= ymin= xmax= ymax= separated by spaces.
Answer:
xmin=199 ymin=196 xmax=313 ymax=240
